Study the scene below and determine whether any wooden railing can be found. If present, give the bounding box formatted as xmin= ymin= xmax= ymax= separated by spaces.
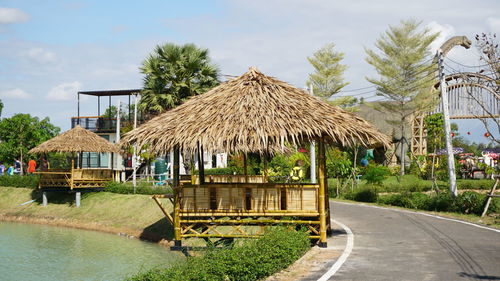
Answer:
xmin=36 ymin=168 xmax=113 ymax=189
xmin=179 ymin=183 xmax=319 ymax=216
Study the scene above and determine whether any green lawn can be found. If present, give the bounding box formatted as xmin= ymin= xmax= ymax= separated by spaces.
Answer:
xmin=0 ymin=186 xmax=172 ymax=240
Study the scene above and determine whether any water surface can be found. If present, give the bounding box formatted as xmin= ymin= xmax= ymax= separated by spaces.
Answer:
xmin=0 ymin=222 xmax=182 ymax=281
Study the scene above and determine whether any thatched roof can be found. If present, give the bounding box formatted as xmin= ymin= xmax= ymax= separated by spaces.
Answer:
xmin=29 ymin=125 xmax=121 ymax=154
xmin=122 ymin=67 xmax=390 ymax=154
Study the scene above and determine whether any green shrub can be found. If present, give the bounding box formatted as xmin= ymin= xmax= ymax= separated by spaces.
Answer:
xmin=104 ymin=181 xmax=172 ymax=195
xmin=195 ymin=167 xmax=234 ymax=175
xmin=362 ymin=165 xmax=390 ymax=186
xmin=0 ymin=174 xmax=39 ymax=189
xmin=343 ymin=187 xmax=378 ymax=203
xmin=455 ymin=191 xmax=486 ymax=215
xmin=457 ymin=179 xmax=494 ymax=190
xmin=128 ymin=227 xmax=310 ymax=281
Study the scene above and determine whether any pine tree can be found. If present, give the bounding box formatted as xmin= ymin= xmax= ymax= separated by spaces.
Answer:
xmin=365 ymin=19 xmax=439 ymax=175
xmin=307 ymin=43 xmax=353 ymax=107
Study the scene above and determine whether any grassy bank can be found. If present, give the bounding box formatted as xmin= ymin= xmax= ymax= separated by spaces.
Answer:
xmin=0 ymin=186 xmax=173 ymax=243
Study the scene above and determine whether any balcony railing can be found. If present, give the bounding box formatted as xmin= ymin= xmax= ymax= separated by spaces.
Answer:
xmin=71 ymin=116 xmax=117 ymax=132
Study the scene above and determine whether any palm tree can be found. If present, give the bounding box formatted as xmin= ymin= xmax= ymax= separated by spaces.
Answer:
xmin=139 ymin=43 xmax=220 ymax=117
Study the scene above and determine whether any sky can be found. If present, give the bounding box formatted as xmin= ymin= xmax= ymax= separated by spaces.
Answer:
xmin=0 ymin=0 xmax=498 ymax=144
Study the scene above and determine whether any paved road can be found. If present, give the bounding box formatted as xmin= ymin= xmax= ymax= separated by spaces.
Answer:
xmin=324 ymin=201 xmax=500 ymax=281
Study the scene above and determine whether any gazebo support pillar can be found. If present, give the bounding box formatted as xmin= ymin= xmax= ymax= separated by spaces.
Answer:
xmin=318 ymin=137 xmax=328 ymax=248
xmin=243 ymin=153 xmax=248 ymax=183
xmin=173 ymin=146 xmax=182 ymax=246
xmin=42 ymin=191 xmax=48 ymax=206
xmin=198 ymin=143 xmax=205 ymax=185
xmin=75 ymin=192 xmax=81 ymax=208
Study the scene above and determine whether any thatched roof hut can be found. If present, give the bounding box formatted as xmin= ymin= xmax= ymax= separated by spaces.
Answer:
xmin=122 ymin=67 xmax=390 ymax=154
xmin=29 ymin=125 xmax=120 ymax=154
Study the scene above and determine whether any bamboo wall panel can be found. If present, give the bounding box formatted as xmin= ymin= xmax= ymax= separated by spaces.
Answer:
xmin=181 ymin=187 xmax=210 ymax=210
xmin=179 ymin=183 xmax=318 ymax=213
xmin=217 ymin=187 xmax=245 ymax=210
xmin=251 ymin=187 xmax=279 ymax=210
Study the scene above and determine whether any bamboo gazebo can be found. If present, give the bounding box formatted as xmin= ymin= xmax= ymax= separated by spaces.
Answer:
xmin=29 ymin=125 xmax=121 ymax=206
xmin=122 ymin=67 xmax=390 ymax=247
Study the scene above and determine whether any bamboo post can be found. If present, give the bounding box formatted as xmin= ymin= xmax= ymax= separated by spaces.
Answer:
xmin=263 ymin=153 xmax=268 ymax=183
xmin=198 ymin=143 xmax=205 ymax=185
xmin=243 ymin=153 xmax=248 ymax=183
xmin=481 ymin=177 xmax=499 ymax=217
xmin=318 ymin=137 xmax=327 ymax=247
xmin=324 ymin=147 xmax=332 ymax=235
xmin=190 ymin=154 xmax=195 ymax=185
xmin=70 ymin=159 xmax=75 ymax=189
xmin=173 ymin=146 xmax=181 ymax=246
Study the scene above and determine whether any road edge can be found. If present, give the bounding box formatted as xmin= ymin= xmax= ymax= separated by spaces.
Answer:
xmin=335 ymin=201 xmax=500 ymax=233
xmin=317 ymin=219 xmax=354 ymax=281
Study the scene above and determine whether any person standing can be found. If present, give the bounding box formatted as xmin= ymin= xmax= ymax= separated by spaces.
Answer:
xmin=28 ymin=159 xmax=37 ymax=174
xmin=0 ymin=162 xmax=5 ymax=175
xmin=14 ymin=159 xmax=21 ymax=175
xmin=7 ymin=164 xmax=14 ymax=176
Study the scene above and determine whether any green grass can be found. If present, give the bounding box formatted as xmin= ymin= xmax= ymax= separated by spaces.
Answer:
xmin=0 ymin=186 xmax=173 ymax=240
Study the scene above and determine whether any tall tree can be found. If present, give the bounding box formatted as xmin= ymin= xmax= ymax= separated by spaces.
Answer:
xmin=139 ymin=43 xmax=220 ymax=117
xmin=0 ymin=99 xmax=3 ymax=118
xmin=0 ymin=114 xmax=60 ymax=174
xmin=365 ymin=19 xmax=439 ymax=175
xmin=473 ymin=33 xmax=500 ymax=145
xmin=307 ymin=43 xmax=354 ymax=107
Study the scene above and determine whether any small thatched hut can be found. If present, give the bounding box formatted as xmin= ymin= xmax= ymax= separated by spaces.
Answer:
xmin=30 ymin=125 xmax=120 ymax=154
xmin=122 ymin=67 xmax=390 ymax=248
xmin=29 ymin=125 xmax=120 ymax=192
xmin=124 ymin=67 xmax=389 ymax=154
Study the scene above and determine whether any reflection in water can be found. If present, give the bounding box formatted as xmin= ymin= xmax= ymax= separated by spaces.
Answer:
xmin=0 ymin=222 xmax=182 ymax=281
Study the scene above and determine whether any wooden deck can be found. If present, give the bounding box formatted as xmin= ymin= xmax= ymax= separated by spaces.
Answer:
xmin=154 ymin=182 xmax=323 ymax=240
xmin=35 ymin=168 xmax=113 ymax=189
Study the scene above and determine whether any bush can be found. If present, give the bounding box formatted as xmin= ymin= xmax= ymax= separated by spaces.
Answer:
xmin=0 ymin=174 xmax=39 ymax=188
xmin=343 ymin=187 xmax=378 ymax=203
xmin=198 ymin=167 xmax=234 ymax=175
xmin=455 ymin=191 xmax=486 ymax=215
xmin=457 ymin=179 xmax=494 ymax=190
xmin=128 ymin=227 xmax=310 ymax=281
xmin=362 ymin=165 xmax=390 ymax=186
xmin=104 ymin=181 xmax=172 ymax=195
xmin=378 ymin=191 xmax=497 ymax=216
xmin=378 ymin=192 xmax=429 ymax=209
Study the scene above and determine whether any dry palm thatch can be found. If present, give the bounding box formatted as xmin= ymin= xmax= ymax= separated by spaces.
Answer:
xmin=122 ymin=67 xmax=390 ymax=155
xmin=29 ymin=125 xmax=121 ymax=154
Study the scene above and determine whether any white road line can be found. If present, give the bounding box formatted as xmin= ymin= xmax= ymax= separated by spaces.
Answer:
xmin=317 ymin=219 xmax=354 ymax=281
xmin=335 ymin=201 xmax=500 ymax=234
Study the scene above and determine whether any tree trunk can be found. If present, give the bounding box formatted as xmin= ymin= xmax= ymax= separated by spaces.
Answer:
xmin=400 ymin=121 xmax=405 ymax=176
xmin=20 ymin=148 xmax=24 ymax=176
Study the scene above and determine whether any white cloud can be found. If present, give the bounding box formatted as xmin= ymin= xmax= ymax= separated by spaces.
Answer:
xmin=46 ymin=81 xmax=82 ymax=101
xmin=0 ymin=7 xmax=28 ymax=24
xmin=0 ymin=88 xmax=32 ymax=99
xmin=487 ymin=17 xmax=500 ymax=31
xmin=426 ymin=21 xmax=456 ymax=53
xmin=26 ymin=48 xmax=56 ymax=64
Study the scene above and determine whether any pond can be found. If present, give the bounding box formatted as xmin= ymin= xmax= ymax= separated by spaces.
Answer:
xmin=0 ymin=221 xmax=183 ymax=281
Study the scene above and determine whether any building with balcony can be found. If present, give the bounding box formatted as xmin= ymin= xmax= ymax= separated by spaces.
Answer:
xmin=73 ymin=89 xmax=227 ymax=180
